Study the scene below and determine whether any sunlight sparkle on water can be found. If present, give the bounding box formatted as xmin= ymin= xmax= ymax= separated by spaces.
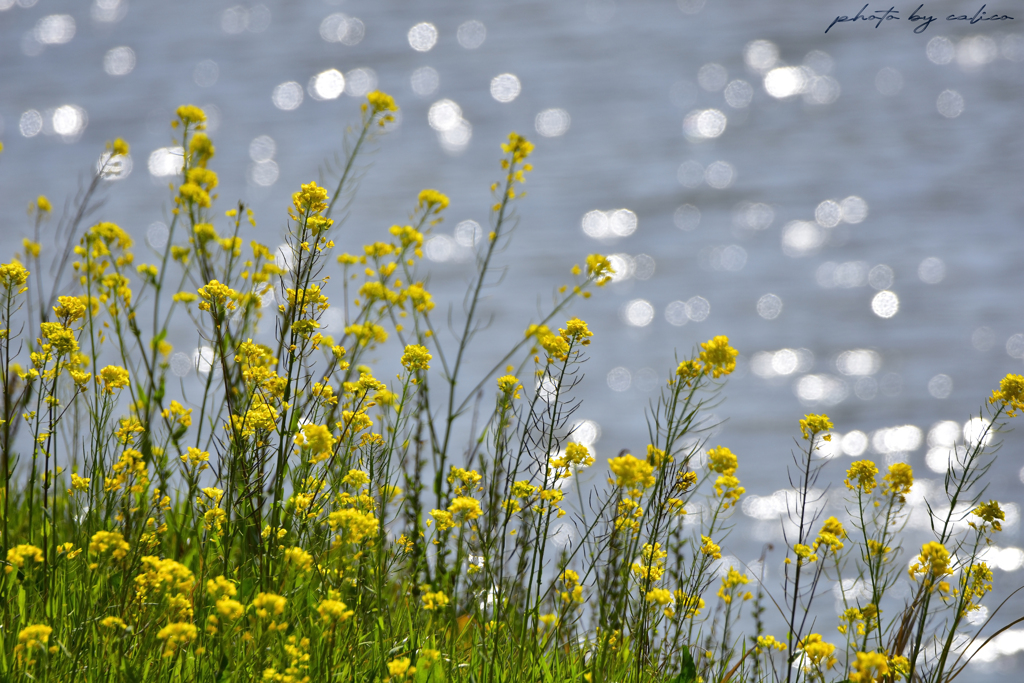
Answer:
xmin=535 ymin=109 xmax=570 ymax=137
xmin=622 ymin=299 xmax=654 ymax=327
xmin=309 ymin=70 xmax=344 ymax=100
xmin=148 ymin=147 xmax=184 ymax=177
xmin=756 ymin=294 xmax=782 ymax=320
xmin=411 ymin=67 xmax=440 ymax=97
xmin=490 ymin=74 xmax=521 ymax=103
xmin=744 ymin=39 xmax=779 ymax=73
xmin=457 ymin=20 xmax=486 ymax=49
xmin=319 ymin=13 xmax=363 ymax=45
xmin=408 ymin=23 xmax=438 ymax=52
xmin=272 ymin=82 xmax=303 ymax=110
xmin=871 ymin=291 xmax=899 ymax=318
xmin=104 ymin=47 xmax=135 ymax=76
xmin=683 ymin=109 xmax=727 ymax=140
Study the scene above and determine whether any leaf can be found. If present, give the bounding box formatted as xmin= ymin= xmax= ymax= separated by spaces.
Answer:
xmin=672 ymin=645 xmax=698 ymax=683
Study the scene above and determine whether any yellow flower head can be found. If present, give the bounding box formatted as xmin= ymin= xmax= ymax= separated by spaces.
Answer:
xmin=800 ymin=413 xmax=834 ymax=440
xmin=608 ymin=453 xmax=655 ymax=491
xmin=699 ymin=336 xmax=738 ymax=378
xmin=990 ymin=373 xmax=1024 ymax=417
xmin=797 ymin=633 xmax=837 ymax=671
xmin=99 ymin=365 xmax=130 ymax=394
xmin=909 ymin=541 xmax=954 ymax=590
xmin=175 ymin=104 xmax=206 ymax=129
xmin=36 ymin=195 xmax=52 ymax=213
xmin=497 ymin=374 xmax=522 ymax=399
xmin=883 ymin=462 xmax=914 ymax=501
xmin=585 ymin=254 xmax=614 ymax=286
xmin=706 ymin=445 xmax=737 ymax=475
xmin=401 ymin=344 xmax=432 ymax=371
xmin=0 ymin=261 xmax=29 ymax=289
xmin=973 ymin=500 xmax=1005 ymax=532
xmin=848 ymin=651 xmax=889 ymax=683
xmin=292 ymin=181 xmax=329 ymax=217
xmin=845 ymin=460 xmax=878 ymax=495
xmin=417 ymin=189 xmax=449 ymax=214
xmin=700 ymin=535 xmax=722 ymax=560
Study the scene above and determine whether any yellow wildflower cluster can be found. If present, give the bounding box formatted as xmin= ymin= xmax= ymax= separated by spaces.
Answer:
xmin=756 ymin=635 xmax=787 ymax=652
xmin=717 ymin=567 xmax=752 ymax=604
xmin=814 ymin=516 xmax=847 ymax=554
xmin=797 ymin=633 xmax=837 ymax=672
xmin=845 ymin=460 xmax=879 ymax=495
xmin=990 ymin=373 xmax=1024 ymax=416
xmin=973 ymin=499 xmax=1005 ymax=532
xmin=608 ymin=452 xmax=655 ymax=494
xmin=585 ymin=254 xmax=614 ymax=286
xmin=631 ymin=542 xmax=667 ymax=582
xmin=364 ymin=90 xmax=398 ymax=125
xmin=401 ymin=344 xmax=431 ymax=371
xmin=848 ymin=651 xmax=888 ymax=683
xmin=799 ymin=413 xmax=833 ymax=441
xmin=559 ymin=569 xmax=584 ymax=605
xmin=909 ymin=541 xmax=954 ymax=594
xmin=497 ymin=374 xmax=522 ymax=399
xmin=699 ymin=336 xmax=738 ymax=378
xmin=883 ymin=462 xmax=914 ymax=502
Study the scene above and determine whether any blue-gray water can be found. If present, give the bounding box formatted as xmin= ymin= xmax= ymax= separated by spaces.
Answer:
xmin=2 ymin=0 xmax=1023 ymax=674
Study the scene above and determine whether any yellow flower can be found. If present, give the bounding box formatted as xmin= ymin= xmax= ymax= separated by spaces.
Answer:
xmin=756 ymin=635 xmax=787 ymax=652
xmin=646 ymin=588 xmax=673 ymax=606
xmin=175 ymin=104 xmax=206 ymax=128
xmin=608 ymin=453 xmax=655 ymax=491
xmin=497 ymin=374 xmax=522 ymax=399
xmin=252 ymin=592 xmax=287 ymax=619
xmin=909 ymin=541 xmax=954 ymax=592
xmin=585 ymin=254 xmax=614 ymax=285
xmin=14 ymin=624 xmax=52 ymax=665
xmin=89 ymin=530 xmax=129 ymax=560
xmin=799 ymin=413 xmax=833 ymax=440
xmin=292 ymin=180 xmax=329 ymax=216
xmin=36 ymin=195 xmax=52 ymax=213
xmin=366 ymin=91 xmax=397 ymax=116
xmin=797 ymin=633 xmax=837 ymax=671
xmin=848 ymin=651 xmax=889 ymax=683
xmin=216 ymin=597 xmax=244 ymax=621
xmin=0 ymin=261 xmax=29 ymax=289
xmin=53 ymin=295 xmax=86 ymax=323
xmin=387 ymin=656 xmax=415 ymax=680
xmin=156 ymin=622 xmax=197 ymax=658
xmin=699 ymin=336 xmax=738 ymax=378
xmin=973 ymin=500 xmax=1005 ymax=531
xmin=197 ymin=279 xmax=238 ymax=313
xmin=401 ymin=344 xmax=432 ymax=371
xmin=296 ymin=423 xmax=336 ymax=464
xmin=112 ymin=138 xmax=129 ymax=156
xmin=845 ymin=460 xmax=878 ymax=495
xmin=421 ymin=590 xmax=449 ymax=611
xmin=206 ymin=575 xmax=237 ymax=599
xmin=5 ymin=544 xmax=44 ymax=574
xmin=990 ymin=373 xmax=1024 ymax=416
xmin=883 ymin=462 xmax=914 ymax=501
xmin=700 ymin=535 xmax=722 ymax=560
xmin=706 ymin=445 xmax=737 ymax=475
xmin=449 ymin=496 xmax=482 ymax=522
xmin=814 ymin=516 xmax=846 ymax=554
xmin=318 ymin=598 xmax=354 ymax=624
xmin=417 ymin=189 xmax=449 ymax=214
xmin=283 ymin=546 xmax=313 ymax=572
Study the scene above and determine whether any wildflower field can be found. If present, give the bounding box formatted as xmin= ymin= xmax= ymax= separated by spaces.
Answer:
xmin=1 ymin=92 xmax=1023 ymax=683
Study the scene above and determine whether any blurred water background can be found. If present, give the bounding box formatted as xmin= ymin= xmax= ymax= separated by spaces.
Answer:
xmin=2 ymin=0 xmax=1024 ymax=674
